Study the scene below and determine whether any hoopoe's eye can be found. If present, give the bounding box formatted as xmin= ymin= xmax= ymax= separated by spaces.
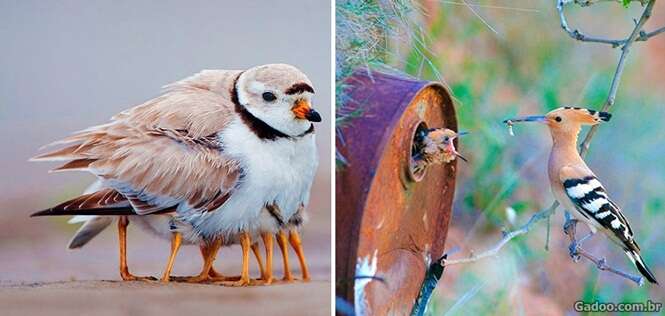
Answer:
xmin=443 ymin=136 xmax=450 ymax=142
xmin=555 ymin=116 xmax=562 ymax=122
xmin=262 ymin=92 xmax=277 ymax=102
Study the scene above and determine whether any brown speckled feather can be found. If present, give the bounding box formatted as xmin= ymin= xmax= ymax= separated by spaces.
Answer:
xmin=32 ymin=70 xmax=243 ymax=213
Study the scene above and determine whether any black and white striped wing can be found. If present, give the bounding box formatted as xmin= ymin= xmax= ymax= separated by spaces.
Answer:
xmin=561 ymin=174 xmax=635 ymax=248
xmin=560 ymin=168 xmax=659 ymax=284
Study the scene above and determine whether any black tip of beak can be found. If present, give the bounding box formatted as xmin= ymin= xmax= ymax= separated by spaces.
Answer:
xmin=456 ymin=131 xmax=469 ymax=137
xmin=306 ymin=109 xmax=322 ymax=122
xmin=598 ymin=111 xmax=611 ymax=122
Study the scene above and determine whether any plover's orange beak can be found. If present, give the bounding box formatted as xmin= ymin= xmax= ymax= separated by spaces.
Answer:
xmin=292 ymin=99 xmax=321 ymax=122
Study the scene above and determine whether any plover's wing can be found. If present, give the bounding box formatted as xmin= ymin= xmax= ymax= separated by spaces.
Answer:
xmin=32 ymin=71 xmax=242 ymax=217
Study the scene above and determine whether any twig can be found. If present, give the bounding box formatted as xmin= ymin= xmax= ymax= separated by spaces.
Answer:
xmin=578 ymin=0 xmax=656 ymax=156
xmin=443 ymin=203 xmax=558 ymax=266
xmin=461 ymin=0 xmax=499 ymax=35
xmin=437 ymin=0 xmax=540 ymax=13
xmin=563 ymin=214 xmax=644 ymax=285
xmin=557 ymin=0 xmax=624 ymax=47
xmin=557 ymin=0 xmax=663 ymax=49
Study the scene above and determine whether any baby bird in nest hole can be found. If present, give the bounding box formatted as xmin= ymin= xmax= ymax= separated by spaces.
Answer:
xmin=412 ymin=128 xmax=467 ymax=174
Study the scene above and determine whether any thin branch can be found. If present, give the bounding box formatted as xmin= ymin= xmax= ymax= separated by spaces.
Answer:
xmin=443 ymin=203 xmax=558 ymax=266
xmin=557 ymin=0 xmax=663 ymax=49
xmin=638 ymin=25 xmax=665 ymax=41
xmin=563 ymin=214 xmax=644 ymax=285
xmin=557 ymin=0 xmax=624 ymax=47
xmin=437 ymin=0 xmax=541 ymax=13
xmin=462 ymin=0 xmax=499 ymax=35
xmin=579 ymin=0 xmax=656 ymax=155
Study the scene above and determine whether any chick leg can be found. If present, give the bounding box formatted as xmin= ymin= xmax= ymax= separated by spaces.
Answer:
xmin=118 ymin=216 xmax=155 ymax=281
xmin=276 ymin=230 xmax=294 ymax=282
xmin=252 ymin=242 xmax=266 ymax=280
xmin=175 ymin=238 xmax=223 ymax=283
xmin=218 ymin=232 xmax=251 ymax=287
xmin=261 ymin=232 xmax=274 ymax=285
xmin=289 ymin=229 xmax=310 ymax=281
xmin=160 ymin=232 xmax=182 ymax=283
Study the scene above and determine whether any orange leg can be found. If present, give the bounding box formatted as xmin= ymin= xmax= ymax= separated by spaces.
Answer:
xmin=218 ymin=232 xmax=251 ymax=287
xmin=289 ymin=229 xmax=310 ymax=281
xmin=160 ymin=232 xmax=182 ymax=283
xmin=174 ymin=238 xmax=223 ymax=283
xmin=261 ymin=232 xmax=274 ymax=285
xmin=256 ymin=233 xmax=273 ymax=285
xmin=276 ymin=230 xmax=294 ymax=282
xmin=252 ymin=242 xmax=266 ymax=280
xmin=117 ymin=216 xmax=155 ymax=281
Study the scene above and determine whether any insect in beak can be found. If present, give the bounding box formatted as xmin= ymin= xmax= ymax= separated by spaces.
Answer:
xmin=503 ymin=115 xmax=547 ymax=124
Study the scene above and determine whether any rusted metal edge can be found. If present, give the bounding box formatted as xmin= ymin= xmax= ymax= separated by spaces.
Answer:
xmin=336 ymin=69 xmax=456 ymax=305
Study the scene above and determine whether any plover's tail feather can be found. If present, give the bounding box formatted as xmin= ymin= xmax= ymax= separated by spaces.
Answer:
xmin=30 ymin=189 xmax=136 ymax=217
xmin=67 ymin=216 xmax=113 ymax=249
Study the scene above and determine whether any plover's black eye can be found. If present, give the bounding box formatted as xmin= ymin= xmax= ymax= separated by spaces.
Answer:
xmin=555 ymin=116 xmax=562 ymax=122
xmin=262 ymin=92 xmax=277 ymax=102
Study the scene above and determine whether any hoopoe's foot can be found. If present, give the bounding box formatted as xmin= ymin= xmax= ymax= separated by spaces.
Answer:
xmin=568 ymin=242 xmax=581 ymax=262
xmin=562 ymin=218 xmax=582 ymax=261
xmin=563 ymin=218 xmax=578 ymax=236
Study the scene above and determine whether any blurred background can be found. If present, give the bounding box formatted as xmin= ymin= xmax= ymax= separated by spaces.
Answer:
xmin=0 ymin=1 xmax=331 ymax=315
xmin=337 ymin=0 xmax=664 ymax=314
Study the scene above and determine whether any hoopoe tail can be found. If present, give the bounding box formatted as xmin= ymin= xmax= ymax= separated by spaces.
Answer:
xmin=625 ymin=249 xmax=658 ymax=285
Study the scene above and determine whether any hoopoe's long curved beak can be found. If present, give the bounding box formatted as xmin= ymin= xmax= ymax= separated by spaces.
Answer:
xmin=503 ymin=115 xmax=547 ymax=124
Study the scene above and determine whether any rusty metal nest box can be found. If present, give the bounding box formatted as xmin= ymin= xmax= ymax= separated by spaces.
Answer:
xmin=336 ymin=70 xmax=458 ymax=314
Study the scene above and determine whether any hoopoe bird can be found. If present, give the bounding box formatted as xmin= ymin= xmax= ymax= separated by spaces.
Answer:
xmin=412 ymin=128 xmax=467 ymax=174
xmin=505 ymin=107 xmax=658 ymax=284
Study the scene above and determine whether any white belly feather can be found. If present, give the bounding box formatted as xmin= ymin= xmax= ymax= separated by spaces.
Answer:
xmin=182 ymin=118 xmax=318 ymax=239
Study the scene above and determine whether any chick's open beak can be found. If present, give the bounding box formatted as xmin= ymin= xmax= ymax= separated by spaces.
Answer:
xmin=446 ymin=142 xmax=468 ymax=163
xmin=448 ymin=131 xmax=469 ymax=162
xmin=292 ymin=99 xmax=321 ymax=122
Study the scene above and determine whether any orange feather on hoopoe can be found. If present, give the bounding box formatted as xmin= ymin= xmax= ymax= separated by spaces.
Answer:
xmin=505 ymin=107 xmax=658 ymax=284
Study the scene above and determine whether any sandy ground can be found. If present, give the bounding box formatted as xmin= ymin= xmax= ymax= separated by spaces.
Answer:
xmin=0 ymin=195 xmax=332 ymax=316
xmin=0 ymin=281 xmax=330 ymax=316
